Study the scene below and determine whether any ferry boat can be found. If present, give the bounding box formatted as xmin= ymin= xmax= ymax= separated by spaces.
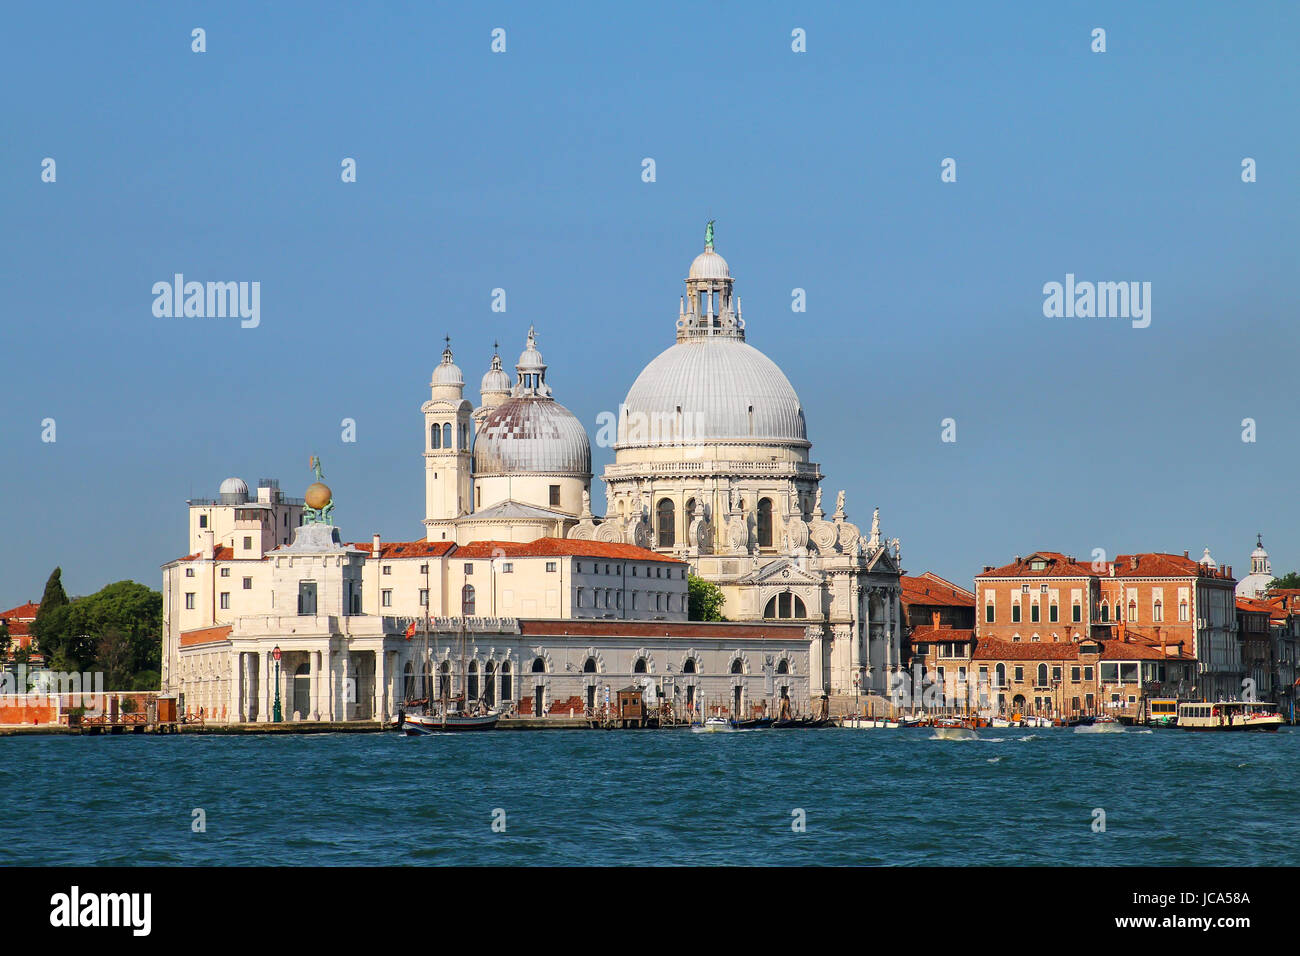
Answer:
xmin=1177 ymin=701 xmax=1284 ymax=732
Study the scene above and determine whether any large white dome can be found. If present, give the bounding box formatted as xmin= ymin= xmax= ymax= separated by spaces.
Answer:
xmin=474 ymin=397 xmax=592 ymax=476
xmin=617 ymin=338 xmax=807 ymax=447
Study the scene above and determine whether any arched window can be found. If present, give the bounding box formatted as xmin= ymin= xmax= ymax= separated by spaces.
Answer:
xmin=730 ymin=658 xmax=744 ymax=675
xmin=757 ymin=498 xmax=773 ymax=548
xmin=1153 ymin=600 xmax=1163 ymax=622
xmin=438 ymin=661 xmax=451 ymax=699
xmin=1037 ymin=663 xmax=1048 ymax=686
xmin=467 ymin=661 xmax=479 ymax=701
xmin=484 ymin=661 xmax=496 ymax=707
xmin=583 ymin=657 xmax=597 ymax=673
xmin=442 ymin=422 xmax=452 ymax=449
xmin=656 ymin=498 xmax=675 ymax=548
xmin=531 ymin=657 xmax=546 ymax=673
xmin=431 ymin=424 xmax=441 ymax=449
xmin=776 ymin=659 xmax=789 ymax=675
xmin=633 ymin=657 xmax=648 ymax=673
xmin=1128 ymin=600 xmax=1137 ymax=622
xmin=403 ymin=661 xmax=415 ymax=700
xmin=1099 ymin=601 xmax=1109 ymax=622
xmin=500 ymin=662 xmax=512 ymax=699
xmin=995 ymin=663 xmax=1006 ymax=687
xmin=685 ymin=498 xmax=696 ymax=523
xmin=682 ymin=658 xmax=696 ymax=674
xmin=461 ymin=584 xmax=475 ymax=615
xmin=763 ymin=593 xmax=807 ymax=620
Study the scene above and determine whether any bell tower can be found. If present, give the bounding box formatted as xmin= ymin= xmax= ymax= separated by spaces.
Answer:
xmin=423 ymin=339 xmax=473 ymax=539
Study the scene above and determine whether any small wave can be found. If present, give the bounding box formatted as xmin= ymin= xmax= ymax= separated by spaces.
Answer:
xmin=1018 ymin=734 xmax=1041 ymax=742
xmin=987 ymin=756 xmax=1002 ymax=763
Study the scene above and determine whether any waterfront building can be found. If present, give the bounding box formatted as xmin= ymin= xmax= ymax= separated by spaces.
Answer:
xmin=160 ymin=230 xmax=849 ymax=722
xmin=1235 ymin=597 xmax=1275 ymax=701
xmin=0 ymin=600 xmax=40 ymax=658
xmin=1263 ymin=589 xmax=1300 ymax=715
xmin=900 ymin=573 xmax=976 ymax=631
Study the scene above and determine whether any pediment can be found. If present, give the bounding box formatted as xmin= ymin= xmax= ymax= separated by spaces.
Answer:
xmin=740 ymin=557 xmax=823 ymax=586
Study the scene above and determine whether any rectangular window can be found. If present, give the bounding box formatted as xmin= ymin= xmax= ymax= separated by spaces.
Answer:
xmin=501 ymin=562 xmax=513 ymax=573
xmin=219 ymin=592 xmax=230 ymax=609
xmin=185 ymin=592 xmax=196 ymax=609
xmin=220 ymin=567 xmax=230 ymax=577
xmin=243 ymin=577 xmax=252 ymax=590
xmin=1052 ymin=666 xmax=1062 ymax=682
xmin=464 ymin=563 xmax=473 ymax=575
xmin=1120 ymin=662 xmax=1138 ymax=683
xmin=419 ymin=564 xmax=428 ymax=574
xmin=381 ymin=589 xmax=392 ymax=607
xmin=985 ymin=604 xmax=995 ymax=623
xmin=1049 ymin=604 xmax=1059 ymax=623
xmin=546 ymin=562 xmax=557 ymax=573
xmin=199 ymin=514 xmax=208 ymax=528
xmin=1071 ymin=666 xmax=1081 ymax=682
xmin=419 ymin=589 xmax=429 ymax=607
xmin=185 ymin=568 xmax=195 ymax=578
xmin=298 ymin=580 xmax=317 ymax=615
xmin=1012 ymin=604 xmax=1021 ymax=623
xmin=1084 ymin=666 xmax=1094 ymax=681
xmin=1014 ymin=666 xmax=1024 ymax=683
xmin=1072 ymin=604 xmax=1082 ymax=623
xmin=243 ymin=536 xmax=252 ymax=550
xmin=549 ymin=485 xmax=561 ymax=507
xmin=1100 ymin=662 xmax=1119 ymax=683
xmin=382 ymin=565 xmax=391 ymax=575
xmin=1031 ymin=604 xmax=1040 ymax=623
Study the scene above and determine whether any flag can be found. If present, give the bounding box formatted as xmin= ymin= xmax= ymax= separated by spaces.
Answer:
xmin=404 ymin=621 xmax=416 ymax=640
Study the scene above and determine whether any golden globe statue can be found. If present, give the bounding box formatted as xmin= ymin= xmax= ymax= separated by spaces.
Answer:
xmin=305 ymin=481 xmax=332 ymax=510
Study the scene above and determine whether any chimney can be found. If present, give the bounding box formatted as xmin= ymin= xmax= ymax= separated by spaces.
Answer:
xmin=1156 ymin=625 xmax=1166 ymax=657
xmin=982 ymin=566 xmax=993 ymax=573
xmin=1183 ymin=550 xmax=1189 ymax=559
xmin=199 ymin=529 xmax=215 ymax=560
xmin=1128 ymin=555 xmax=1138 ymax=571
xmin=372 ymin=533 xmax=381 ymax=559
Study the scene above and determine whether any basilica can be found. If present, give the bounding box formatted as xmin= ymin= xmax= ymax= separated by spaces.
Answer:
xmin=161 ymin=230 xmax=904 ymax=722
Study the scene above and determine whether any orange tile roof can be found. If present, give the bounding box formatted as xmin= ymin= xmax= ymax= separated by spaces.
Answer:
xmin=1236 ymin=597 xmax=1275 ymax=614
xmin=179 ymin=624 xmax=233 ymax=647
xmin=0 ymin=601 xmax=39 ymax=620
xmin=1097 ymin=638 xmax=1195 ymax=662
xmin=1114 ymin=553 xmax=1230 ymax=579
xmin=517 ymin=619 xmax=806 ymax=641
xmin=901 ymin=574 xmax=975 ymax=608
xmin=346 ymin=540 xmax=456 ymax=559
xmin=976 ymin=552 xmax=1098 ymax=579
xmin=175 ymin=546 xmax=237 ymax=563
xmin=455 ymin=538 xmax=683 ymax=565
xmin=971 ymin=637 xmax=1081 ymax=661
xmin=907 ymin=626 xmax=974 ymax=644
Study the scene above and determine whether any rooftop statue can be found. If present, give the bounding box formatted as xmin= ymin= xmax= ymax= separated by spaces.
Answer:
xmin=705 ymin=219 xmax=715 ymax=250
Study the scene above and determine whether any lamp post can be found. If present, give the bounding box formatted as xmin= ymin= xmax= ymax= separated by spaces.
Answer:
xmin=272 ymin=645 xmax=283 ymax=722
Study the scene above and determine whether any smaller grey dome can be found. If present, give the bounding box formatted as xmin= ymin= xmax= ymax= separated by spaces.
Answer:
xmin=689 ymin=249 xmax=730 ymax=280
xmin=481 ymin=352 xmax=511 ymax=395
xmin=218 ymin=476 xmax=248 ymax=504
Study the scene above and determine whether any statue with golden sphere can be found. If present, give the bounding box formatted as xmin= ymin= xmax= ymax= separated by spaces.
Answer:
xmin=303 ymin=455 xmax=335 ymax=525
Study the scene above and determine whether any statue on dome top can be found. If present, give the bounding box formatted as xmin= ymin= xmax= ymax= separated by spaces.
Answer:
xmin=705 ymin=219 xmax=715 ymax=250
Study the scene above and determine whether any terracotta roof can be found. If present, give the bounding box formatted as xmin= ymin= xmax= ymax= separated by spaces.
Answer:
xmin=347 ymin=540 xmax=456 ymax=559
xmin=1114 ymin=553 xmax=1231 ymax=579
xmin=901 ymin=574 xmax=975 ymax=608
xmin=907 ymin=627 xmax=974 ymax=644
xmin=175 ymin=546 xmax=236 ymax=563
xmin=971 ymin=637 xmax=1081 ymax=661
xmin=179 ymin=624 xmax=233 ymax=647
xmin=976 ymin=552 xmax=1097 ymax=579
xmin=516 ymin=619 xmax=807 ymax=641
xmin=455 ymin=538 xmax=683 ymax=565
xmin=1097 ymin=638 xmax=1195 ymax=662
xmin=1236 ymin=597 xmax=1275 ymax=614
xmin=0 ymin=601 xmax=39 ymax=620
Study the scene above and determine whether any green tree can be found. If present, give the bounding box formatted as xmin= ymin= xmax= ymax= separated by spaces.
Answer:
xmin=0 ymin=622 xmax=10 ymax=661
xmin=30 ymin=578 xmax=162 ymax=678
xmin=1267 ymin=572 xmax=1300 ymax=591
xmin=30 ymin=566 xmax=70 ymax=659
xmin=688 ymin=574 xmax=727 ymax=621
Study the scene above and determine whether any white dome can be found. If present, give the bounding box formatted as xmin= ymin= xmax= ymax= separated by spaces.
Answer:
xmin=431 ymin=348 xmax=464 ymax=387
xmin=474 ymin=398 xmax=592 ymax=476
xmin=481 ymin=362 xmax=511 ymax=395
xmin=688 ymin=249 xmax=730 ymax=280
xmin=218 ymin=476 xmax=248 ymax=504
xmin=618 ymin=338 xmax=807 ymax=447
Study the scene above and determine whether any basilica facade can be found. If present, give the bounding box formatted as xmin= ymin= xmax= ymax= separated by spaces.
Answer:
xmin=160 ymin=230 xmax=901 ymax=721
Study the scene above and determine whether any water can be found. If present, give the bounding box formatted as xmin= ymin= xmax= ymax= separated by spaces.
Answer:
xmin=3 ymin=727 xmax=1297 ymax=866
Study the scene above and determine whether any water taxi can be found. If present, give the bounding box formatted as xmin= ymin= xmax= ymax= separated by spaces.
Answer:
xmin=1177 ymin=701 xmax=1284 ymax=732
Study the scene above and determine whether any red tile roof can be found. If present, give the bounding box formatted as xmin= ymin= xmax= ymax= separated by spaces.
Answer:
xmin=1113 ymin=553 xmax=1230 ymax=579
xmin=347 ymin=540 xmax=456 ymax=559
xmin=1236 ymin=597 xmax=1275 ymax=614
xmin=175 ymin=546 xmax=237 ymax=562
xmin=517 ymin=619 xmax=807 ymax=641
xmin=179 ymin=624 xmax=233 ymax=647
xmin=455 ymin=538 xmax=683 ymax=565
xmin=971 ymin=637 xmax=1081 ymax=661
xmin=901 ymin=574 xmax=975 ymax=608
xmin=976 ymin=552 xmax=1098 ymax=579
xmin=0 ymin=601 xmax=39 ymax=621
xmin=907 ymin=626 xmax=974 ymax=644
xmin=1097 ymin=639 xmax=1195 ymax=662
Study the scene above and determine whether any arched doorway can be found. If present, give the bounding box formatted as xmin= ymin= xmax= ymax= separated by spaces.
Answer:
xmin=484 ymin=661 xmax=496 ymax=707
xmin=532 ymin=657 xmax=546 ymax=717
xmin=757 ymin=498 xmax=773 ymax=548
xmin=467 ymin=661 xmax=479 ymax=702
xmin=500 ymin=661 xmax=512 ymax=701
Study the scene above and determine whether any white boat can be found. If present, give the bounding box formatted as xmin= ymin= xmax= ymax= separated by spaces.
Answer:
xmin=1177 ymin=700 xmax=1284 ymax=732
xmin=694 ymin=716 xmax=734 ymax=733
xmin=839 ymin=716 xmax=899 ymax=729
xmin=1021 ymin=715 xmax=1055 ymax=728
xmin=934 ymin=726 xmax=977 ymax=740
xmin=990 ymin=717 xmax=1013 ymax=728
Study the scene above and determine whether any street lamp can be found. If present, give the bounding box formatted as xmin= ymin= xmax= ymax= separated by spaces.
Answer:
xmin=272 ymin=645 xmax=283 ymax=722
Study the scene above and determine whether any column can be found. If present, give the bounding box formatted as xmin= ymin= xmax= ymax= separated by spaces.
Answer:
xmin=229 ymin=653 xmax=241 ymax=724
xmin=374 ymin=650 xmax=388 ymax=722
xmin=341 ymin=652 xmax=353 ymax=721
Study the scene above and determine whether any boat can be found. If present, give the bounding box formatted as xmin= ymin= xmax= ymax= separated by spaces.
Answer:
xmin=1145 ymin=698 xmax=1179 ymax=728
xmin=1021 ymin=715 xmax=1055 ymax=728
xmin=1177 ymin=700 xmax=1284 ymax=732
xmin=729 ymin=716 xmax=773 ymax=729
xmin=990 ymin=717 xmax=1013 ymax=728
xmin=694 ymin=716 xmax=734 ymax=733
xmin=839 ymin=716 xmax=900 ymax=729
xmin=400 ymin=710 xmax=500 ymax=734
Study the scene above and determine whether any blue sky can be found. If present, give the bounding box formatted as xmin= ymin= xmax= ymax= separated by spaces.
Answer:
xmin=1 ymin=1 xmax=1297 ymax=607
